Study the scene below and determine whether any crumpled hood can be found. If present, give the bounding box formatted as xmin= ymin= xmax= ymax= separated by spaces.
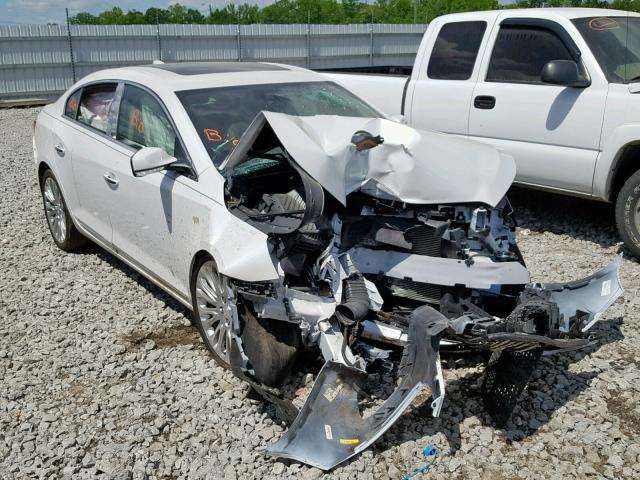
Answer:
xmin=224 ymin=112 xmax=516 ymax=207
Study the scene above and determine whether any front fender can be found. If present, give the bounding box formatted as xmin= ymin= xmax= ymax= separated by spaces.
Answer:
xmin=594 ymin=124 xmax=640 ymax=200
xmin=203 ymin=205 xmax=281 ymax=282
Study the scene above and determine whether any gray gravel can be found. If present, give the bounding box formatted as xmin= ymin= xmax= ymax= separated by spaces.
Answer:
xmin=1 ymin=106 xmax=639 ymax=479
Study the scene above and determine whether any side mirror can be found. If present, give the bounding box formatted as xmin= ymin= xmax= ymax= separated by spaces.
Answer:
xmin=541 ymin=60 xmax=591 ymax=88
xmin=130 ymin=147 xmax=177 ymax=177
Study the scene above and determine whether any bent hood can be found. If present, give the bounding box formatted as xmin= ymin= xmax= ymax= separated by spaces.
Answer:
xmin=223 ymin=112 xmax=516 ymax=207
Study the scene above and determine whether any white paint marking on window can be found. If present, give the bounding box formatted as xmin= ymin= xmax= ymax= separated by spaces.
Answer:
xmin=601 ymin=280 xmax=611 ymax=297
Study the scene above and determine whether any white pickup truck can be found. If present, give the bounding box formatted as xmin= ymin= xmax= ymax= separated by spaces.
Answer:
xmin=327 ymin=8 xmax=640 ymax=257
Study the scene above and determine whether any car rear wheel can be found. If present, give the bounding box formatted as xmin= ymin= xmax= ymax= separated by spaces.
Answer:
xmin=191 ymin=257 xmax=300 ymax=387
xmin=615 ymin=169 xmax=640 ymax=258
xmin=40 ymin=170 xmax=87 ymax=252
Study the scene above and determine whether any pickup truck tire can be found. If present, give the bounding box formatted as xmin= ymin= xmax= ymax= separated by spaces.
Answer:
xmin=615 ymin=169 xmax=640 ymax=258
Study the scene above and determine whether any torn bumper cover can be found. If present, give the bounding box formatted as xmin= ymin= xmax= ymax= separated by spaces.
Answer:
xmin=266 ymin=305 xmax=446 ymax=470
xmin=264 ymin=256 xmax=623 ymax=470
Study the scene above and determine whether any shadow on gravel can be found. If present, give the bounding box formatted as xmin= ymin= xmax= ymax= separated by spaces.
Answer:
xmin=507 ymin=187 xmax=624 ymax=251
xmin=75 ymin=244 xmax=192 ymax=319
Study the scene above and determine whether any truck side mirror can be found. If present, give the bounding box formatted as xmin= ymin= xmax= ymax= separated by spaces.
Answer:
xmin=541 ymin=60 xmax=591 ymax=88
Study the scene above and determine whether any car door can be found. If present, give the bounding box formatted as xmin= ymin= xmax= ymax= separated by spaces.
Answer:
xmin=60 ymin=82 xmax=126 ymax=244
xmin=468 ymin=17 xmax=608 ymax=194
xmin=107 ymin=83 xmax=206 ymax=299
xmin=407 ymin=18 xmax=492 ymax=135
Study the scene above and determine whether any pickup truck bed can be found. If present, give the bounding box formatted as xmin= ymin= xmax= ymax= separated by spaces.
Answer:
xmin=324 ymin=72 xmax=408 ymax=117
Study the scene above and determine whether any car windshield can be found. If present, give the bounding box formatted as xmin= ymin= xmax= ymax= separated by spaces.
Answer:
xmin=572 ymin=16 xmax=640 ymax=83
xmin=177 ymin=81 xmax=381 ymax=165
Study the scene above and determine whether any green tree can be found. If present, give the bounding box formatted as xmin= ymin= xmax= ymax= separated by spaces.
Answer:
xmin=69 ymin=0 xmax=514 ymax=26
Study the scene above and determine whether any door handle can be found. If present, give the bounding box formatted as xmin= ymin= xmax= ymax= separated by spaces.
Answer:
xmin=474 ymin=95 xmax=496 ymax=110
xmin=54 ymin=144 xmax=65 ymax=156
xmin=103 ymin=172 xmax=119 ymax=187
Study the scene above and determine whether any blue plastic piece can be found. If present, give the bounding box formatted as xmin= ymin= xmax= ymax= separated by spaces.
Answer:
xmin=401 ymin=444 xmax=437 ymax=480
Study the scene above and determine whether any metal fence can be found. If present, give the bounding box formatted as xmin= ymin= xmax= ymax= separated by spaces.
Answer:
xmin=0 ymin=23 xmax=426 ymax=100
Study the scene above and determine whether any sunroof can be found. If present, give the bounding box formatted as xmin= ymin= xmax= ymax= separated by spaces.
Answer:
xmin=146 ymin=62 xmax=287 ymax=76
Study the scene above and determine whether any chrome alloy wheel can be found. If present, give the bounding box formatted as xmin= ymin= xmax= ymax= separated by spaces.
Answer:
xmin=195 ymin=261 xmax=236 ymax=363
xmin=43 ymin=177 xmax=67 ymax=244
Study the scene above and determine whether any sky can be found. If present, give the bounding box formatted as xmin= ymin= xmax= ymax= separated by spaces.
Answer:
xmin=0 ymin=0 xmax=273 ymax=24
xmin=0 ymin=0 xmax=514 ymax=25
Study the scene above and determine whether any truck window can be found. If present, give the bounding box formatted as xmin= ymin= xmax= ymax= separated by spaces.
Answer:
xmin=486 ymin=26 xmax=573 ymax=84
xmin=572 ymin=17 xmax=640 ymax=83
xmin=427 ymin=21 xmax=486 ymax=80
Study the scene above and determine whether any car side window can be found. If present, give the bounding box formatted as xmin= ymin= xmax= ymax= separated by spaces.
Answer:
xmin=427 ymin=21 xmax=487 ymax=80
xmin=486 ymin=26 xmax=574 ymax=84
xmin=117 ymin=85 xmax=177 ymax=158
xmin=77 ymin=84 xmax=117 ymax=133
xmin=64 ymin=89 xmax=81 ymax=119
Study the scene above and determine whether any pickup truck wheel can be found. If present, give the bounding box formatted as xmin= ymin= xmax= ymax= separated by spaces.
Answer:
xmin=40 ymin=170 xmax=87 ymax=252
xmin=191 ymin=257 xmax=301 ymax=387
xmin=615 ymin=170 xmax=640 ymax=258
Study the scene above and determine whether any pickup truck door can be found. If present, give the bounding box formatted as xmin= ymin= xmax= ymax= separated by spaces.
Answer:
xmin=406 ymin=17 xmax=494 ymax=135
xmin=468 ymin=17 xmax=608 ymax=194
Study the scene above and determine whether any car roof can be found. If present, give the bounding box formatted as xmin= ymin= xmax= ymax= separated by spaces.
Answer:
xmin=75 ymin=61 xmax=325 ymax=97
xmin=438 ymin=7 xmax=640 ymax=23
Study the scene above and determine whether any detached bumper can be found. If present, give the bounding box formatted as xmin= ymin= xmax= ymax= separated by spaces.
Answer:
xmin=266 ymin=305 xmax=447 ymax=471
xmin=264 ymin=256 xmax=624 ymax=470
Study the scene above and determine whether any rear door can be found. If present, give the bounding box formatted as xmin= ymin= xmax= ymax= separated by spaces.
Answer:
xmin=468 ymin=17 xmax=608 ymax=193
xmin=60 ymin=82 xmax=127 ymax=243
xmin=406 ymin=17 xmax=492 ymax=135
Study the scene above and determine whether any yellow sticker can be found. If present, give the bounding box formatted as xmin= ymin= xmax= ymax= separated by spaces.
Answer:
xmin=339 ymin=438 xmax=360 ymax=445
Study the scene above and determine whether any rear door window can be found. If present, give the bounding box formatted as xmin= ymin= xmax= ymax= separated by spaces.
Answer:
xmin=427 ymin=21 xmax=487 ymax=80
xmin=116 ymin=84 xmax=178 ymax=158
xmin=77 ymin=83 xmax=117 ymax=133
xmin=64 ymin=89 xmax=81 ymax=119
xmin=486 ymin=26 xmax=574 ymax=84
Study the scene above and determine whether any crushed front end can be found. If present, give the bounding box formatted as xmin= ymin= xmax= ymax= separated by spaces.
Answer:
xmin=217 ymin=112 xmax=624 ymax=470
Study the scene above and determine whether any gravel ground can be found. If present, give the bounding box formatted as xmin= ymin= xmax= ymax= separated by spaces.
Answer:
xmin=1 ymin=106 xmax=639 ymax=480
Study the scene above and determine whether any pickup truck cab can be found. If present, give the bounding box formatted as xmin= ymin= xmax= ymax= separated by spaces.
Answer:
xmin=326 ymin=8 xmax=640 ymax=257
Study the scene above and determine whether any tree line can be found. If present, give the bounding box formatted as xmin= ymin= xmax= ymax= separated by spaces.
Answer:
xmin=69 ymin=0 xmax=640 ymax=25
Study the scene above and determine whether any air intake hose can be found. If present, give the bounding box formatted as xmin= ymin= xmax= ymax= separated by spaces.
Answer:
xmin=335 ymin=275 xmax=370 ymax=326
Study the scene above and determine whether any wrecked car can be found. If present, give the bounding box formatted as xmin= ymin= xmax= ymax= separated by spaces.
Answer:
xmin=33 ymin=62 xmax=623 ymax=471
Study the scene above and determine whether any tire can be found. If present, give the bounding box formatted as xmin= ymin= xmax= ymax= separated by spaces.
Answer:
xmin=615 ymin=169 xmax=640 ymax=258
xmin=190 ymin=256 xmax=300 ymax=387
xmin=40 ymin=170 xmax=87 ymax=252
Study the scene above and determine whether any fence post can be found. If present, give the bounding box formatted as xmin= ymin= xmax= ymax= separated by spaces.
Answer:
xmin=236 ymin=24 xmax=242 ymax=62
xmin=306 ymin=23 xmax=311 ymax=69
xmin=156 ymin=10 xmax=162 ymax=61
xmin=369 ymin=23 xmax=374 ymax=67
xmin=65 ymin=8 xmax=76 ymax=84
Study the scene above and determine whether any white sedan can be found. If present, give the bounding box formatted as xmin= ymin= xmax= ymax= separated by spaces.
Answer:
xmin=34 ymin=62 xmax=622 ymax=470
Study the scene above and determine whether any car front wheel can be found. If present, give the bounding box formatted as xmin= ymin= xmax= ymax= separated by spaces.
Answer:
xmin=40 ymin=170 xmax=87 ymax=252
xmin=615 ymin=169 xmax=640 ymax=258
xmin=191 ymin=257 xmax=300 ymax=387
